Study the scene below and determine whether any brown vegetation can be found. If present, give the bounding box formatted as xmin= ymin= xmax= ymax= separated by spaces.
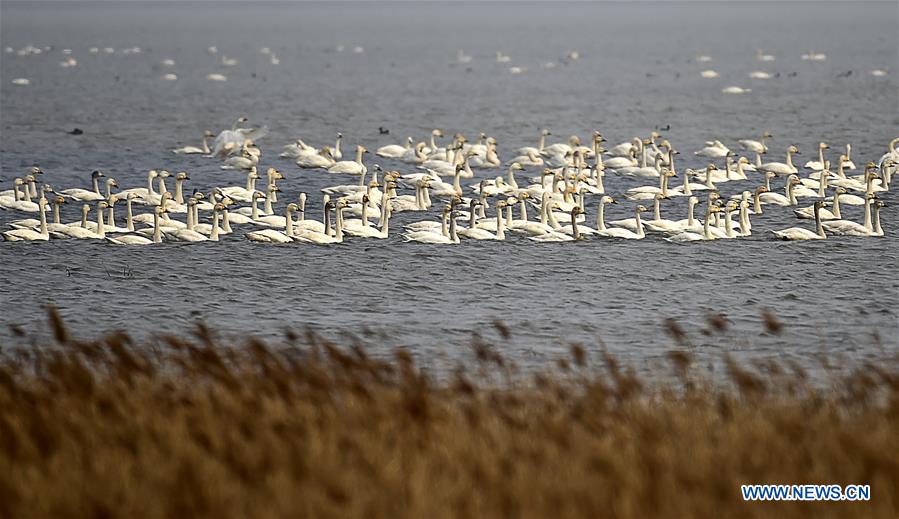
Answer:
xmin=0 ymin=308 xmax=897 ymax=518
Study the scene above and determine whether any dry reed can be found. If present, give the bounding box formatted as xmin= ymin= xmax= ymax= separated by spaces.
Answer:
xmin=0 ymin=307 xmax=897 ymax=518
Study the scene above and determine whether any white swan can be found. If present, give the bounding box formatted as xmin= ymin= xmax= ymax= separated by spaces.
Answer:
xmin=2 ymin=198 xmax=49 ymax=241
xmin=759 ymin=145 xmax=800 ymax=176
xmin=530 ymin=207 xmax=585 ymax=242
xmin=59 ymin=171 xmax=114 ymax=202
xmin=515 ymin=129 xmax=552 ymax=156
xmin=758 ymin=175 xmax=800 ymax=206
xmin=597 ymin=204 xmax=647 ymax=240
xmin=296 ymin=147 xmax=336 ymax=169
xmin=822 ymin=195 xmax=879 ymax=236
xmin=327 ymin=145 xmax=368 ymax=175
xmin=377 ymin=137 xmax=412 ymax=158
xmin=665 ymin=203 xmax=721 ymax=243
xmin=295 ymin=200 xmax=347 ymax=245
xmin=695 ymin=140 xmax=730 ymax=158
xmin=246 ymin=204 xmax=300 ymax=243
xmin=172 ymin=130 xmax=213 ymax=154
xmin=738 ymin=131 xmax=772 ymax=154
xmin=771 ymin=201 xmax=826 ymax=240
xmin=803 ymin=142 xmax=830 ymax=171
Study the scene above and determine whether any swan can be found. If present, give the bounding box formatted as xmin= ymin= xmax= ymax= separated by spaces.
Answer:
xmin=644 ymin=195 xmax=699 ymax=233
xmin=722 ymin=86 xmax=751 ymax=94
xmin=402 ymin=204 xmax=461 ymax=244
xmin=377 ymin=137 xmax=413 ymax=158
xmin=60 ymin=171 xmax=114 ymax=202
xmin=117 ymin=170 xmax=158 ymax=204
xmin=221 ymin=148 xmax=257 ymax=171
xmin=627 ymin=169 xmax=676 ymax=200
xmin=603 ymin=148 xmax=638 ymax=171
xmin=507 ymin=149 xmax=544 ymax=167
xmin=103 ymin=196 xmax=131 ymax=233
xmin=457 ymin=201 xmax=502 ymax=241
xmin=608 ymin=137 xmax=640 ymax=158
xmin=796 ymin=188 xmax=844 ymax=220
xmin=404 ymin=204 xmax=452 ymax=234
xmin=759 ymin=145 xmax=800 ymax=175
xmin=515 ymin=129 xmax=552 ymax=156
xmin=295 ymin=200 xmax=348 ymax=245
xmin=52 ymin=201 xmax=108 ymax=239
xmin=468 ymin=143 xmax=501 ymax=169
xmin=327 ymin=145 xmax=368 ymax=175
xmin=344 ymin=194 xmax=392 ymax=239
xmin=220 ymin=168 xmax=260 ymax=202
xmin=164 ymin=198 xmax=209 ymax=242
xmin=0 ymin=177 xmax=43 ymax=212
xmin=542 ymin=135 xmax=580 ymax=158
xmin=402 ymin=142 xmax=429 ymax=164
xmin=11 ymin=194 xmax=65 ymax=230
xmin=529 ymin=207 xmax=585 ymax=242
xmin=294 ymin=193 xmax=326 ymax=233
xmin=2 ymin=198 xmax=49 ymax=241
xmin=597 ymin=204 xmax=647 ymax=240
xmin=822 ymin=195 xmax=878 ymax=236
xmin=108 ymin=203 xmax=164 ymax=245
xmin=280 ymin=138 xmax=317 ymax=158
xmin=665 ymin=203 xmax=721 ymax=243
xmin=803 ymin=142 xmax=830 ymax=170
xmin=757 ymin=49 xmax=776 ymax=61
xmin=246 ymin=204 xmax=300 ymax=243
xmin=700 ymin=70 xmax=719 ymax=78
xmin=296 ymin=147 xmax=336 ymax=169
xmin=172 ymin=130 xmax=213 ymax=154
xmin=758 ymin=175 xmax=800 ymax=206
xmin=211 ymin=117 xmax=268 ymax=157
xmin=738 ymin=131 xmax=772 ymax=154
xmin=771 ymin=201 xmax=826 ymax=240
xmin=695 ymin=140 xmax=730 ymax=158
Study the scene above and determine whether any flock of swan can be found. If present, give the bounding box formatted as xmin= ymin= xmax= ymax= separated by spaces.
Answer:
xmin=2 ymin=118 xmax=895 ymax=245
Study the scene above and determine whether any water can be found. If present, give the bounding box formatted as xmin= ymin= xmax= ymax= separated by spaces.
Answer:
xmin=1 ymin=1 xmax=897 ymax=373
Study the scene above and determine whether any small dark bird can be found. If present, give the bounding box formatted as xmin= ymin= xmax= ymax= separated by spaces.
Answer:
xmin=656 ymin=124 xmax=671 ymax=132
xmin=68 ymin=128 xmax=83 ymax=135
xmin=787 ymin=72 xmax=798 ymax=77
xmin=379 ymin=127 xmax=390 ymax=135
xmin=836 ymin=70 xmax=853 ymax=78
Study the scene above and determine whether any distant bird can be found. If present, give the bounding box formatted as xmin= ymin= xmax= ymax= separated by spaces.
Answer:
xmin=68 ymin=128 xmax=83 ymax=135
xmin=379 ymin=127 xmax=390 ymax=135
xmin=836 ymin=70 xmax=853 ymax=78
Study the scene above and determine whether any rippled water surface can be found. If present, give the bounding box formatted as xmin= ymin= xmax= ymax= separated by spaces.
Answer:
xmin=1 ymin=1 xmax=897 ymax=372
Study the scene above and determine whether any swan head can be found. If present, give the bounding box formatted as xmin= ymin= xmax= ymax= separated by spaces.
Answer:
xmin=238 ymin=116 xmax=248 ymax=123
xmin=54 ymin=195 xmax=66 ymax=205
xmin=176 ymin=172 xmax=190 ymax=181
xmin=738 ymin=157 xmax=751 ymax=165
xmin=766 ymin=171 xmax=776 ymax=179
xmin=432 ymin=129 xmax=444 ymax=137
xmin=542 ymin=129 xmax=552 ymax=136
xmin=571 ymin=206 xmax=584 ymax=216
xmin=756 ymin=186 xmax=770 ymax=194
xmin=708 ymin=192 xmax=721 ymax=202
xmin=97 ymin=201 xmax=109 ymax=210
xmin=30 ymin=166 xmax=43 ymax=175
xmin=187 ymin=197 xmax=197 ymax=206
xmin=161 ymin=191 xmax=173 ymax=202
xmin=108 ymin=179 xmax=119 ymax=188
xmin=688 ymin=196 xmax=699 ymax=205
xmin=602 ymin=196 xmax=616 ymax=205
xmin=663 ymin=168 xmax=677 ymax=178
xmin=636 ymin=205 xmax=648 ymax=213
xmin=819 ymin=142 xmax=829 ymax=150
xmin=706 ymin=164 xmax=718 ymax=172
xmin=203 ymin=130 xmax=214 ymax=138
xmin=91 ymin=170 xmax=105 ymax=179
xmin=762 ymin=131 xmax=773 ymax=138
xmin=509 ymin=162 xmax=524 ymax=171
xmin=726 ymin=201 xmax=739 ymax=212
xmin=788 ymin=145 xmax=800 ymax=154
xmin=787 ymin=175 xmax=800 ymax=185
xmin=864 ymin=162 xmax=878 ymax=172
xmin=336 ymin=132 xmax=343 ymax=139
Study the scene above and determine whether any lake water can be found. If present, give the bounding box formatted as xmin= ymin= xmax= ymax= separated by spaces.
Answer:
xmin=1 ymin=1 xmax=897 ymax=374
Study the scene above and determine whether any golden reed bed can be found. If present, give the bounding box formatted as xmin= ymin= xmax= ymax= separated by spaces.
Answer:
xmin=0 ymin=308 xmax=896 ymax=518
